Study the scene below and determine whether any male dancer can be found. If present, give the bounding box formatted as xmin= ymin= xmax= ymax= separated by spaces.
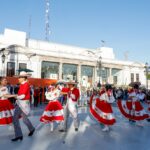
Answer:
xmin=11 ymin=71 xmax=35 ymax=141
xmin=59 ymin=81 xmax=80 ymax=132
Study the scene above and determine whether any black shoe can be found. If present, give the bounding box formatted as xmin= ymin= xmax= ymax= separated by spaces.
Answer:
xmin=147 ymin=119 xmax=150 ymax=122
xmin=75 ymin=128 xmax=78 ymax=131
xmin=28 ymin=128 xmax=35 ymax=136
xmin=129 ymin=119 xmax=136 ymax=123
xmin=11 ymin=136 xmax=23 ymax=142
xmin=59 ymin=129 xmax=66 ymax=132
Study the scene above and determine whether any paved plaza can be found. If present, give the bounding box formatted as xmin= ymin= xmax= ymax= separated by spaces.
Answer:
xmin=0 ymin=104 xmax=150 ymax=150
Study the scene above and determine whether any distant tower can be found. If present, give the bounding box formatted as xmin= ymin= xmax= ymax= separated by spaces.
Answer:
xmin=45 ymin=0 xmax=50 ymax=41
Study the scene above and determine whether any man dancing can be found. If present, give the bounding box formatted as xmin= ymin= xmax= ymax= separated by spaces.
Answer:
xmin=59 ymin=81 xmax=80 ymax=132
xmin=11 ymin=71 xmax=35 ymax=142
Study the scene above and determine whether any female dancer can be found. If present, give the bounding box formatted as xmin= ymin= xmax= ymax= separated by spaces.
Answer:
xmin=117 ymin=86 xmax=149 ymax=126
xmin=90 ymin=85 xmax=116 ymax=131
xmin=0 ymin=77 xmax=16 ymax=125
xmin=40 ymin=84 xmax=64 ymax=131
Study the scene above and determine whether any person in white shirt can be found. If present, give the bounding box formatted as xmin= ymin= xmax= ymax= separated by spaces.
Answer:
xmin=0 ymin=77 xmax=16 ymax=125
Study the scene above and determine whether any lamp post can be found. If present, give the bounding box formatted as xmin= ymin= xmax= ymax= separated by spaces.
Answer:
xmin=0 ymin=48 xmax=6 ymax=63
xmin=2 ymin=53 xmax=6 ymax=64
xmin=97 ymin=56 xmax=102 ymax=88
xmin=145 ymin=62 xmax=149 ymax=89
xmin=0 ymin=48 xmax=6 ymax=76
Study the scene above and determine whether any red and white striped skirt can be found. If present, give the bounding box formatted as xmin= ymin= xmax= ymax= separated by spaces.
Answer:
xmin=0 ymin=100 xmax=14 ymax=125
xmin=90 ymin=96 xmax=116 ymax=125
xmin=40 ymin=100 xmax=64 ymax=123
xmin=117 ymin=100 xmax=149 ymax=121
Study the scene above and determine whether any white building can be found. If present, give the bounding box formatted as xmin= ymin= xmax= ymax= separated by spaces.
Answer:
xmin=0 ymin=28 xmax=147 ymax=88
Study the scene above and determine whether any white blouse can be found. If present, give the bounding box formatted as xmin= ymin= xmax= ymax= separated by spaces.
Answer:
xmin=45 ymin=89 xmax=60 ymax=101
xmin=0 ymin=86 xmax=9 ymax=100
xmin=100 ymin=92 xmax=115 ymax=103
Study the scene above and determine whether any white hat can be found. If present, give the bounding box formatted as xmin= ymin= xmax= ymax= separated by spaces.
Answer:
xmin=17 ymin=71 xmax=31 ymax=77
xmin=66 ymin=80 xmax=78 ymax=85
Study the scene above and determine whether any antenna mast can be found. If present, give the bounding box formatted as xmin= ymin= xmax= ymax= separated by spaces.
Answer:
xmin=45 ymin=0 xmax=50 ymax=41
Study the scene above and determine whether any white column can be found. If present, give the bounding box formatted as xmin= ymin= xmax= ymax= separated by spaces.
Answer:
xmin=1 ymin=61 xmax=6 ymax=77
xmin=77 ymin=64 xmax=81 ymax=83
xmin=108 ymin=68 xmax=112 ymax=84
xmin=59 ymin=62 xmax=62 ymax=80
xmin=93 ymin=67 xmax=97 ymax=84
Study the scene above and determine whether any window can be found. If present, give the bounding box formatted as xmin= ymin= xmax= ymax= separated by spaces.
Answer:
xmin=113 ymin=76 xmax=117 ymax=84
xmin=96 ymin=67 xmax=109 ymax=85
xmin=131 ymin=73 xmax=134 ymax=82
xmin=19 ymin=63 xmax=27 ymax=70
xmin=62 ymin=64 xmax=77 ymax=81
xmin=112 ymin=68 xmax=121 ymax=76
xmin=41 ymin=61 xmax=59 ymax=79
xmin=81 ymin=65 xmax=94 ymax=87
xmin=136 ymin=73 xmax=139 ymax=82
xmin=7 ymin=62 xmax=15 ymax=77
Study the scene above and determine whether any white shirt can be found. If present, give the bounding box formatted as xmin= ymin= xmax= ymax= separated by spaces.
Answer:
xmin=0 ymin=86 xmax=9 ymax=100
xmin=45 ymin=89 xmax=60 ymax=101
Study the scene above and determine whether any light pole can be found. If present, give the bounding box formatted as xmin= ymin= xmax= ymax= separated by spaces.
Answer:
xmin=0 ymin=48 xmax=6 ymax=63
xmin=0 ymin=48 xmax=6 ymax=76
xmin=145 ymin=62 xmax=149 ymax=89
xmin=1 ymin=53 xmax=6 ymax=64
xmin=97 ymin=56 xmax=102 ymax=88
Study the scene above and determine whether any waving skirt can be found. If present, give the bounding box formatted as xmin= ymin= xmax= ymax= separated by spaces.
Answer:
xmin=0 ymin=100 xmax=14 ymax=125
xmin=117 ymin=100 xmax=149 ymax=121
xmin=40 ymin=100 xmax=64 ymax=123
xmin=90 ymin=96 xmax=116 ymax=125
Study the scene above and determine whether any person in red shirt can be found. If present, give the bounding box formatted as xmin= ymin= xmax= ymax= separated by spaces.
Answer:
xmin=11 ymin=71 xmax=35 ymax=142
xmin=59 ymin=81 xmax=80 ymax=132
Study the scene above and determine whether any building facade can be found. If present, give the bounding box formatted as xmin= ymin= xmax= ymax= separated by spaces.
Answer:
xmin=0 ymin=28 xmax=147 ymax=88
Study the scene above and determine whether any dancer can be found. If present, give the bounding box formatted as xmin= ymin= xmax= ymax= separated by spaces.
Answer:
xmin=117 ymin=86 xmax=149 ymax=126
xmin=90 ymin=84 xmax=116 ymax=131
xmin=40 ymin=84 xmax=64 ymax=131
xmin=59 ymin=81 xmax=80 ymax=132
xmin=0 ymin=77 xmax=16 ymax=125
xmin=11 ymin=71 xmax=35 ymax=142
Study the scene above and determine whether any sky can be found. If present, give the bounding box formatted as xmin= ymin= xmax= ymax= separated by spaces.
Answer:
xmin=0 ymin=0 xmax=150 ymax=64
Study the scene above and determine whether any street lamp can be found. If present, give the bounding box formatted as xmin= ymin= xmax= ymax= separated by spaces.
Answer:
xmin=145 ymin=62 xmax=149 ymax=89
xmin=97 ymin=56 xmax=102 ymax=88
xmin=1 ymin=53 xmax=6 ymax=63
xmin=0 ymin=48 xmax=6 ymax=63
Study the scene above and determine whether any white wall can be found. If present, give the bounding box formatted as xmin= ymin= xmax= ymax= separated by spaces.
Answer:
xmin=3 ymin=29 xmax=26 ymax=46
